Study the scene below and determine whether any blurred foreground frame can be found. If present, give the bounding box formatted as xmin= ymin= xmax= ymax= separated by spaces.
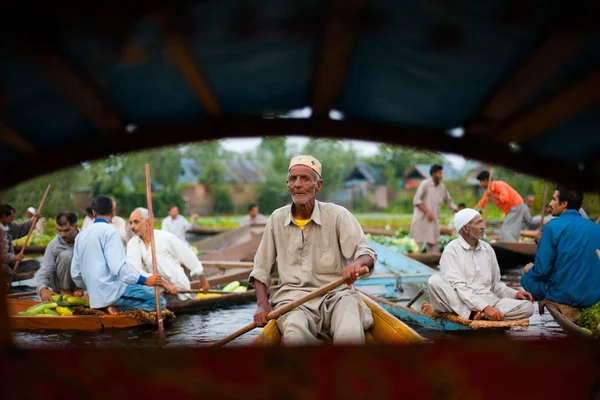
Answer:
xmin=1 ymin=0 xmax=600 ymax=397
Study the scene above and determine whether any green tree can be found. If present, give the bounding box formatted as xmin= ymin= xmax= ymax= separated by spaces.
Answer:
xmin=300 ymin=139 xmax=357 ymax=201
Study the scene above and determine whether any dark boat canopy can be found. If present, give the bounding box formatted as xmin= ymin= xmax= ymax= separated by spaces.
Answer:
xmin=1 ymin=0 xmax=599 ymax=190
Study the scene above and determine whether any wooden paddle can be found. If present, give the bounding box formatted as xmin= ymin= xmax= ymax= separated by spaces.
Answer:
xmin=11 ymin=184 xmax=51 ymax=279
xmin=212 ymin=266 xmax=370 ymax=347
xmin=405 ymin=288 xmax=425 ymax=308
xmin=5 ymin=291 xmax=37 ymax=298
xmin=483 ymin=168 xmax=494 ymax=224
xmin=145 ymin=164 xmax=165 ymax=339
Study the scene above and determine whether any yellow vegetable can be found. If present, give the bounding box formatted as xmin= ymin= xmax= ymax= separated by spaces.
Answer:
xmin=56 ymin=306 xmax=73 ymax=316
xmin=195 ymin=293 xmax=221 ymax=299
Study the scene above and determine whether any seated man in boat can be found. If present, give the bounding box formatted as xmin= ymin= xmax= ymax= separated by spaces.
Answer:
xmin=0 ymin=204 xmax=42 ymax=277
xmin=161 ymin=205 xmax=199 ymax=244
xmin=127 ymin=207 xmax=210 ymax=300
xmin=250 ymin=155 xmax=376 ymax=345
xmin=240 ymin=204 xmax=267 ymax=227
xmin=428 ymin=208 xmax=534 ymax=321
xmin=71 ymin=195 xmax=167 ymax=314
xmin=37 ymin=211 xmax=81 ymax=301
xmin=474 ymin=171 xmax=532 ymax=242
xmin=521 ymin=186 xmax=600 ymax=307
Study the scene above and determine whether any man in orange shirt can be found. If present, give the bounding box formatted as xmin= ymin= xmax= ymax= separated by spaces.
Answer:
xmin=475 ymin=171 xmax=532 ymax=242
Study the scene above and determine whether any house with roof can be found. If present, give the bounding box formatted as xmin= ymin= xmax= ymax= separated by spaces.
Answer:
xmin=333 ymin=162 xmax=389 ymax=210
xmin=179 ymin=157 xmax=266 ymax=214
xmin=402 ymin=163 xmax=460 ymax=189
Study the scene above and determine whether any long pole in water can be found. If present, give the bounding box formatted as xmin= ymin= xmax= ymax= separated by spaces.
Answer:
xmin=11 ymin=184 xmax=51 ymax=280
xmin=483 ymin=168 xmax=494 ymax=224
xmin=145 ymin=164 xmax=165 ymax=339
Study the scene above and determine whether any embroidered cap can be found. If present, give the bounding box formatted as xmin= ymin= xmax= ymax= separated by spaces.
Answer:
xmin=288 ymin=155 xmax=322 ymax=177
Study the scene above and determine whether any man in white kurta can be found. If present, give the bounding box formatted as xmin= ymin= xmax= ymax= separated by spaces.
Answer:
xmin=128 ymin=208 xmax=210 ymax=300
xmin=410 ymin=165 xmax=458 ymax=253
xmin=428 ymin=208 xmax=534 ymax=321
xmin=161 ymin=206 xmax=198 ymax=244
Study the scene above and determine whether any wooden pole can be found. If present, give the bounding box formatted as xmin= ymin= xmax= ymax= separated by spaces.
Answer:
xmin=212 ymin=266 xmax=370 ymax=347
xmin=539 ymin=183 xmax=549 ymax=229
xmin=5 ymin=291 xmax=37 ymax=298
xmin=405 ymin=289 xmax=425 ymax=308
xmin=483 ymin=169 xmax=494 ymax=224
xmin=11 ymin=184 xmax=51 ymax=278
xmin=145 ymin=164 xmax=165 ymax=339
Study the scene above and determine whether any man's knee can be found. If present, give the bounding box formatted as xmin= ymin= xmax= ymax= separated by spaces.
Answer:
xmin=56 ymin=250 xmax=73 ymax=268
xmin=428 ymin=274 xmax=445 ymax=291
xmin=520 ymin=301 xmax=534 ymax=318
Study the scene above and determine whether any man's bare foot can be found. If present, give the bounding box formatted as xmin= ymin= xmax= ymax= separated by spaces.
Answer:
xmin=106 ymin=306 xmax=119 ymax=315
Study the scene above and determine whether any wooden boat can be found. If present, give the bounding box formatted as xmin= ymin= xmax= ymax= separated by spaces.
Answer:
xmin=360 ymin=291 xmax=528 ymax=332
xmin=253 ymin=293 xmax=425 ymax=345
xmin=490 ymin=241 xmax=537 ymax=268
xmin=7 ymin=299 xmax=172 ymax=332
xmin=404 ymin=252 xmax=441 ymax=268
xmin=545 ymin=302 xmax=593 ymax=338
xmin=166 ymin=290 xmax=256 ymax=313
xmin=13 ymin=245 xmax=47 ymax=255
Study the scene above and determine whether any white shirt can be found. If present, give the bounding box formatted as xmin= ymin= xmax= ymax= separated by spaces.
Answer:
xmin=439 ymin=235 xmax=517 ymax=312
xmin=82 ymin=216 xmax=94 ymax=230
xmin=240 ymin=214 xmax=267 ymax=226
xmin=161 ymin=215 xmax=191 ymax=242
xmin=111 ymin=216 xmax=128 ymax=244
xmin=127 ymin=229 xmax=204 ymax=300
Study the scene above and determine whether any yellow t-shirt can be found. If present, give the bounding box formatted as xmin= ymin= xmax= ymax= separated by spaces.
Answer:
xmin=294 ymin=218 xmax=310 ymax=230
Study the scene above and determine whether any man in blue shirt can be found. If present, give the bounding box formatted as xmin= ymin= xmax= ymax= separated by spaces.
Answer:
xmin=71 ymin=195 xmax=167 ymax=314
xmin=521 ymin=185 xmax=600 ymax=307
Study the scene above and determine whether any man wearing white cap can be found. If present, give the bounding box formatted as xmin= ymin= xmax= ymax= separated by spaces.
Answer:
xmin=25 ymin=207 xmax=44 ymax=233
xmin=250 ymin=155 xmax=377 ymax=345
xmin=428 ymin=208 xmax=534 ymax=321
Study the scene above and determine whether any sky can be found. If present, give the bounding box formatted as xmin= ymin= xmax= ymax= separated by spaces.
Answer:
xmin=220 ymin=136 xmax=467 ymax=171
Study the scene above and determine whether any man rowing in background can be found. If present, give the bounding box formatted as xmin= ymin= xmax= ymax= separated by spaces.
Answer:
xmin=250 ymin=155 xmax=376 ymax=345
xmin=475 ymin=170 xmax=532 ymax=242
xmin=428 ymin=208 xmax=534 ymax=321
xmin=127 ymin=207 xmax=210 ymax=300
xmin=161 ymin=205 xmax=199 ymax=244
xmin=521 ymin=186 xmax=600 ymax=307
xmin=0 ymin=204 xmax=42 ymax=278
xmin=71 ymin=195 xmax=167 ymax=314
xmin=37 ymin=211 xmax=81 ymax=301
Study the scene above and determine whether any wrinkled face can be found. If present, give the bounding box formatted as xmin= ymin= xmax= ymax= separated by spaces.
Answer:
xmin=25 ymin=211 xmax=34 ymax=219
xmin=478 ymin=179 xmax=489 ymax=189
xmin=526 ymin=196 xmax=535 ymax=207
xmin=249 ymin=206 xmax=259 ymax=218
xmin=57 ymin=222 xmax=78 ymax=244
xmin=287 ymin=165 xmax=322 ymax=206
xmin=432 ymin=170 xmax=443 ymax=182
xmin=129 ymin=210 xmax=149 ymax=236
xmin=462 ymin=215 xmax=485 ymax=241
xmin=168 ymin=206 xmax=179 ymax=219
xmin=549 ymin=190 xmax=567 ymax=217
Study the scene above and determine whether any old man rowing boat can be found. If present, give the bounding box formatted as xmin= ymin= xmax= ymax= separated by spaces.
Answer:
xmin=250 ymin=155 xmax=377 ymax=345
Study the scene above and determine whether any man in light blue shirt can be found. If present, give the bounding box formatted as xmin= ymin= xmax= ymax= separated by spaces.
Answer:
xmin=521 ymin=186 xmax=600 ymax=307
xmin=71 ymin=195 xmax=166 ymax=314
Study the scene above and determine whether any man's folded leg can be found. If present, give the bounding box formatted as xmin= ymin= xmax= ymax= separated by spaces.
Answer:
xmin=112 ymin=285 xmax=166 ymax=312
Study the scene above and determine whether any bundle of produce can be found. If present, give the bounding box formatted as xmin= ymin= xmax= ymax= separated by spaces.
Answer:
xmin=577 ymin=301 xmax=600 ymax=336
xmin=12 ymin=231 xmax=54 ymax=247
xmin=16 ymin=295 xmax=90 ymax=317
xmin=222 ymin=281 xmax=249 ymax=293
xmin=366 ymin=234 xmax=420 ymax=253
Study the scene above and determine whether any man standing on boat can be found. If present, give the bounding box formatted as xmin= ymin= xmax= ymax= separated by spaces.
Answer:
xmin=521 ymin=186 xmax=600 ymax=307
xmin=0 ymin=204 xmax=42 ymax=278
xmin=37 ymin=211 xmax=81 ymax=301
xmin=127 ymin=207 xmax=210 ymax=300
xmin=161 ymin=205 xmax=199 ymax=244
xmin=410 ymin=165 xmax=458 ymax=253
xmin=71 ymin=195 xmax=167 ymax=314
xmin=250 ymin=155 xmax=376 ymax=345
xmin=475 ymin=171 xmax=532 ymax=242
xmin=428 ymin=208 xmax=534 ymax=321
